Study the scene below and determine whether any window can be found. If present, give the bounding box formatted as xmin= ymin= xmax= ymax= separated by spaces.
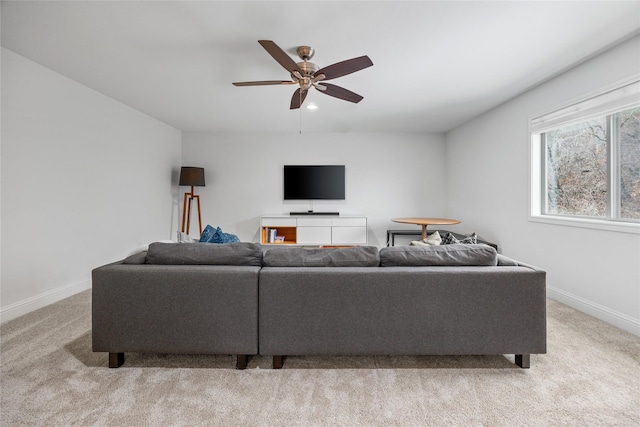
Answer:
xmin=618 ymin=108 xmax=640 ymax=219
xmin=530 ymin=80 xmax=640 ymax=232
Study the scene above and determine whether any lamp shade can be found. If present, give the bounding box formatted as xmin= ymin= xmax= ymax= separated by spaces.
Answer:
xmin=179 ymin=167 xmax=205 ymax=187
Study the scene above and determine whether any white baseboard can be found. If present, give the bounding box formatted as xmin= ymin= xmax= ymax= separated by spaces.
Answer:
xmin=547 ymin=285 xmax=640 ymax=336
xmin=0 ymin=278 xmax=91 ymax=323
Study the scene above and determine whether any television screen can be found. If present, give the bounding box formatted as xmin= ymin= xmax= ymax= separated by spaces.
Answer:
xmin=284 ymin=165 xmax=345 ymax=200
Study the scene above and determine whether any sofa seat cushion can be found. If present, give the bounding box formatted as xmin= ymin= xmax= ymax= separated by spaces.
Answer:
xmin=263 ymin=246 xmax=380 ymax=267
xmin=145 ymin=242 xmax=263 ymax=266
xmin=380 ymin=244 xmax=497 ymax=267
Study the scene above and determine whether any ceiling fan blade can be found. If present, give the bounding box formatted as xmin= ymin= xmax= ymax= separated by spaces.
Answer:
xmin=258 ymin=40 xmax=303 ymax=75
xmin=290 ymin=88 xmax=308 ymax=109
xmin=315 ymin=83 xmax=363 ymax=104
xmin=314 ymin=55 xmax=373 ymax=81
xmin=233 ymin=80 xmax=295 ymax=86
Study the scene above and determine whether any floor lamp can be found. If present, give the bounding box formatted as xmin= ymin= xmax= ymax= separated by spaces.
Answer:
xmin=179 ymin=167 xmax=205 ymax=236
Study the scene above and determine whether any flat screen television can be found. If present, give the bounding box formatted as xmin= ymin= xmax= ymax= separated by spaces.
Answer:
xmin=283 ymin=165 xmax=345 ymax=200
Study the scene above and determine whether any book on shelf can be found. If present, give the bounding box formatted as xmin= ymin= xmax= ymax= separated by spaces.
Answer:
xmin=265 ymin=228 xmax=279 ymax=243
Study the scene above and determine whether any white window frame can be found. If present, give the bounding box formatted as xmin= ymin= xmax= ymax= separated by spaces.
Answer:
xmin=529 ymin=76 xmax=640 ymax=234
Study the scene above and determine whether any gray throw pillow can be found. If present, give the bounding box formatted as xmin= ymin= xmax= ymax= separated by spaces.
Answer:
xmin=410 ymin=230 xmax=442 ymax=246
xmin=441 ymin=232 xmax=477 ymax=245
xmin=380 ymin=244 xmax=497 ymax=267
xmin=145 ymin=242 xmax=263 ymax=266
xmin=263 ymin=246 xmax=380 ymax=267
xmin=177 ymin=231 xmax=198 ymax=243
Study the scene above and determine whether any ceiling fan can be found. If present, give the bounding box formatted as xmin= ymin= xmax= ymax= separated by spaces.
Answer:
xmin=233 ymin=40 xmax=373 ymax=109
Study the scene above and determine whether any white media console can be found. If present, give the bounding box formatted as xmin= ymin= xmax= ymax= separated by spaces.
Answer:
xmin=260 ymin=215 xmax=367 ymax=246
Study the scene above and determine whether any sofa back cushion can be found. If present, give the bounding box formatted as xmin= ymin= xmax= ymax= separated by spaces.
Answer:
xmin=263 ymin=246 xmax=380 ymax=267
xmin=145 ymin=242 xmax=263 ymax=266
xmin=379 ymin=244 xmax=497 ymax=267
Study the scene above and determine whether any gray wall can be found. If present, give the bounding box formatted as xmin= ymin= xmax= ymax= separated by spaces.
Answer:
xmin=181 ymin=132 xmax=447 ymax=247
xmin=1 ymin=48 xmax=183 ymax=321
xmin=445 ymin=36 xmax=640 ymax=335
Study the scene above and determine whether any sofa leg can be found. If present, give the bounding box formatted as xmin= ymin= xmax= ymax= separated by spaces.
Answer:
xmin=236 ymin=355 xmax=248 ymax=370
xmin=515 ymin=354 xmax=530 ymax=369
xmin=273 ymin=355 xmax=285 ymax=369
xmin=109 ymin=352 xmax=124 ymax=368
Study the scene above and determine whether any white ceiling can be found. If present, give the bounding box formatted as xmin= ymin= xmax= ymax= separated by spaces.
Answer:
xmin=2 ymin=1 xmax=640 ymax=133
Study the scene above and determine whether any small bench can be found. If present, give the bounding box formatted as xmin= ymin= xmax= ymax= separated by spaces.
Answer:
xmin=386 ymin=229 xmax=498 ymax=251
xmin=386 ymin=229 xmax=422 ymax=246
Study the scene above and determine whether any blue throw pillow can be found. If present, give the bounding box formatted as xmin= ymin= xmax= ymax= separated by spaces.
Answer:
xmin=199 ymin=225 xmax=240 ymax=244
xmin=219 ymin=231 xmax=240 ymax=243
xmin=199 ymin=225 xmax=219 ymax=243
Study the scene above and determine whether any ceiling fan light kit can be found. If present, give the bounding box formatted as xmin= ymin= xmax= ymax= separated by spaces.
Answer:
xmin=233 ymin=40 xmax=373 ymax=110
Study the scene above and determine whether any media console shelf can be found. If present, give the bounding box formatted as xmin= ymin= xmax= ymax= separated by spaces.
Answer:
xmin=261 ymin=215 xmax=367 ymax=246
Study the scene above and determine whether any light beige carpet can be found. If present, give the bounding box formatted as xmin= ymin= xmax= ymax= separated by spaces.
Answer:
xmin=1 ymin=290 xmax=639 ymax=426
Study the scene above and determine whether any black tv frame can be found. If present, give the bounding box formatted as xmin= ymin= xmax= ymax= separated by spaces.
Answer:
xmin=284 ymin=165 xmax=345 ymax=215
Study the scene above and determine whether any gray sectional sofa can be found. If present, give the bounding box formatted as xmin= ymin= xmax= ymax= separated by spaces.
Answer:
xmin=92 ymin=243 xmax=262 ymax=369
xmin=92 ymin=242 xmax=546 ymax=370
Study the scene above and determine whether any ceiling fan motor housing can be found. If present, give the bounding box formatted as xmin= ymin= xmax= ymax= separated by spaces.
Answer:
xmin=294 ymin=46 xmax=319 ymax=78
xmin=296 ymin=61 xmax=319 ymax=76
